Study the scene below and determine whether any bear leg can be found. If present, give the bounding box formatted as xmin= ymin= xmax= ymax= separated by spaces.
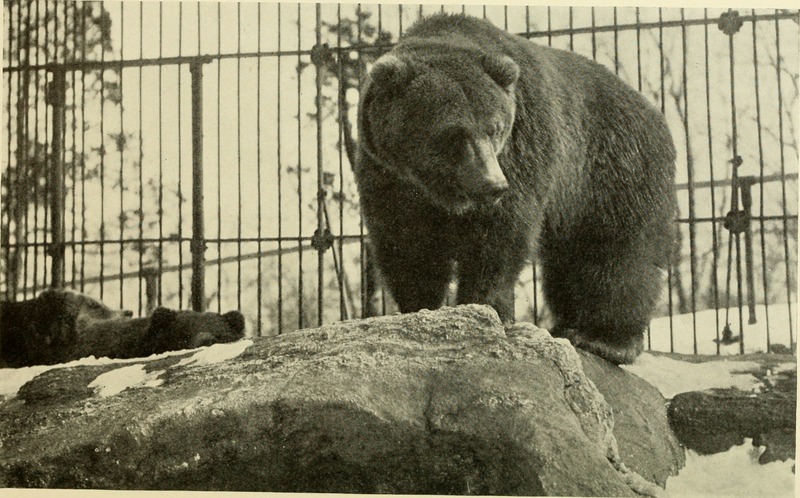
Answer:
xmin=369 ymin=231 xmax=454 ymax=315
xmin=541 ymin=219 xmax=672 ymax=364
xmin=456 ymin=218 xmax=530 ymax=323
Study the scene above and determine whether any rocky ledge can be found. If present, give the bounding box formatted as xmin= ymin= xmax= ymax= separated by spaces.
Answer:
xmin=0 ymin=305 xmax=683 ymax=496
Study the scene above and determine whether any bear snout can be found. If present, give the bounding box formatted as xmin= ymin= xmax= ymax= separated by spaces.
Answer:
xmin=464 ymin=137 xmax=509 ymax=204
xmin=479 ymin=176 xmax=509 ymax=202
xmin=467 ymin=164 xmax=509 ymax=205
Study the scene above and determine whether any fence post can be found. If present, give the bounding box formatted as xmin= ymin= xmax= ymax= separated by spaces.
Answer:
xmin=739 ymin=176 xmax=757 ymax=325
xmin=143 ymin=267 xmax=160 ymax=316
xmin=46 ymin=68 xmax=66 ymax=289
xmin=190 ymin=61 xmax=206 ymax=312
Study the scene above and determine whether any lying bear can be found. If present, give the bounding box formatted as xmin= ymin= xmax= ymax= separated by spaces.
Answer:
xmin=1 ymin=289 xmax=246 ymax=367
xmin=355 ymin=14 xmax=677 ymax=364
xmin=0 ymin=289 xmax=133 ymax=368
xmin=73 ymin=307 xmax=246 ymax=361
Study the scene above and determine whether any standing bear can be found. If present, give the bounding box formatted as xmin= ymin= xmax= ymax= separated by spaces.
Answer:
xmin=355 ymin=14 xmax=676 ymax=364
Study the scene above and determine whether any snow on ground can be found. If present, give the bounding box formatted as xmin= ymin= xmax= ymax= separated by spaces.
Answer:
xmin=623 ymin=353 xmax=767 ymax=400
xmin=88 ymin=364 xmax=164 ymax=397
xmin=176 ymin=339 xmax=253 ymax=367
xmin=665 ymin=439 xmax=796 ymax=497
xmin=0 ymin=339 xmax=253 ymax=400
xmin=630 ymin=305 xmax=797 ymax=497
xmin=647 ymin=303 xmax=796 ymax=355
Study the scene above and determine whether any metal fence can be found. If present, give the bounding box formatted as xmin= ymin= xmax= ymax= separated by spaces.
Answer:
xmin=2 ymin=2 xmax=798 ymax=356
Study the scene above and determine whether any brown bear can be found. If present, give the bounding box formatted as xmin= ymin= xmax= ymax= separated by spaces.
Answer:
xmin=0 ymin=289 xmax=133 ymax=368
xmin=73 ymin=307 xmax=246 ymax=361
xmin=355 ymin=13 xmax=676 ymax=364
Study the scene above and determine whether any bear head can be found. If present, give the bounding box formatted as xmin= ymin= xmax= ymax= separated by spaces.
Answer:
xmin=0 ymin=289 xmax=133 ymax=367
xmin=139 ymin=307 xmax=246 ymax=356
xmin=358 ymin=45 xmax=519 ymax=214
xmin=58 ymin=289 xmax=135 ymax=332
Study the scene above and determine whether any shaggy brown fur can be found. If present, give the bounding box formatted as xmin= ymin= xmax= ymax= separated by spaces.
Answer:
xmin=0 ymin=289 xmax=133 ymax=367
xmin=355 ymin=14 xmax=676 ymax=364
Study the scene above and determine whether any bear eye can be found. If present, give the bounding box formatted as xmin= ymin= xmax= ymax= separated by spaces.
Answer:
xmin=487 ymin=122 xmax=504 ymax=139
xmin=434 ymin=127 xmax=468 ymax=161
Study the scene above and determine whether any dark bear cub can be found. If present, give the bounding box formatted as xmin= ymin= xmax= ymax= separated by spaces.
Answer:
xmin=74 ymin=307 xmax=246 ymax=362
xmin=355 ymin=13 xmax=676 ymax=364
xmin=0 ymin=289 xmax=133 ymax=368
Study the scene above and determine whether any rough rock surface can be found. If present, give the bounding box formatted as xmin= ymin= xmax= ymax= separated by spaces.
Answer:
xmin=0 ymin=305 xmax=682 ymax=495
xmin=580 ymin=351 xmax=685 ymax=487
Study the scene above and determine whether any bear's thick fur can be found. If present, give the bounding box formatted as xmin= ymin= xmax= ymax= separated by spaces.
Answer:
xmin=74 ymin=307 xmax=246 ymax=361
xmin=1 ymin=291 xmax=245 ymax=367
xmin=356 ymin=14 xmax=676 ymax=364
xmin=0 ymin=289 xmax=133 ymax=368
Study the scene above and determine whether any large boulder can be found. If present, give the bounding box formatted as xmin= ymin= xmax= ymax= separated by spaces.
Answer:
xmin=667 ymin=358 xmax=796 ymax=463
xmin=0 ymin=305 xmax=682 ymax=495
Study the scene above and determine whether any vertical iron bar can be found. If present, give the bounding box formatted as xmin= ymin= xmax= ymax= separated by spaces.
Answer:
xmin=637 ymin=7 xmax=651 ymax=349
xmin=528 ymin=5 xmax=539 ymax=325
xmin=4 ymin=0 xmax=13 ymax=299
xmin=158 ymin=2 xmax=164 ymax=306
xmin=36 ymin=0 xmax=46 ymax=294
xmin=59 ymin=1 xmax=68 ymax=288
xmin=680 ymin=9 xmax=698 ymax=354
xmin=751 ymin=11 xmax=772 ymax=351
xmin=613 ymin=7 xmax=618 ymax=75
xmin=47 ymin=0 xmax=59 ymax=289
xmin=704 ymin=9 xmax=721 ymax=354
xmin=378 ymin=4 xmax=386 ymax=316
xmin=70 ymin=3 xmax=78 ymax=287
xmin=591 ymin=7 xmax=596 ymax=60
xmin=69 ymin=1 xmax=77 ymax=289
xmin=315 ymin=3 xmax=325 ymax=327
xmin=297 ymin=3 xmax=304 ymax=329
xmin=216 ymin=1 xmax=222 ymax=313
xmin=24 ymin=0 xmax=31 ymax=294
xmin=774 ymin=15 xmax=795 ymax=350
xmin=658 ymin=8 xmax=674 ymax=352
xmin=190 ymin=61 xmax=205 ymax=312
xmin=13 ymin=0 xmax=25 ymax=298
xmin=80 ymin=1 xmax=87 ymax=292
xmin=569 ymin=7 xmax=574 ymax=52
xmin=99 ymin=2 xmax=106 ymax=299
xmin=119 ymin=2 xmax=125 ymax=306
xmin=257 ymin=2 xmax=263 ymax=335
xmin=178 ymin=2 xmax=185 ymax=307
xmin=236 ymin=2 xmax=242 ymax=310
xmin=277 ymin=2 xmax=283 ymax=333
xmin=48 ymin=69 xmax=66 ymax=289
xmin=636 ymin=8 xmax=641 ymax=93
xmin=11 ymin=0 xmax=23 ymax=298
xmin=739 ymin=177 xmax=757 ymax=325
xmin=337 ymin=3 xmax=347 ymax=321
xmin=138 ymin=0 xmax=144 ymax=315
xmin=358 ymin=3 xmax=366 ymax=317
xmin=726 ymin=10 xmax=746 ymax=355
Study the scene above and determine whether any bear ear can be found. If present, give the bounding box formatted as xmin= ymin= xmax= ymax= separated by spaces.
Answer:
xmin=149 ymin=307 xmax=175 ymax=331
xmin=222 ymin=311 xmax=246 ymax=333
xmin=483 ymin=54 xmax=519 ymax=91
xmin=368 ymin=54 xmax=412 ymax=91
